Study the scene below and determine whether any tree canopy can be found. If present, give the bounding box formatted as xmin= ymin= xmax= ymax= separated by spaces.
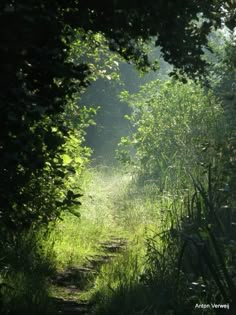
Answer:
xmin=0 ymin=0 xmax=235 ymax=233
xmin=1 ymin=1 xmax=236 ymax=313
xmin=77 ymin=0 xmax=236 ymax=73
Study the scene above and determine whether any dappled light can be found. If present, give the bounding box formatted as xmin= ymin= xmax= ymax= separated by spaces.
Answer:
xmin=0 ymin=1 xmax=236 ymax=315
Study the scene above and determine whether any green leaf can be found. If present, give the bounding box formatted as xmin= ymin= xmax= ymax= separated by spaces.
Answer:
xmin=62 ymin=154 xmax=72 ymax=165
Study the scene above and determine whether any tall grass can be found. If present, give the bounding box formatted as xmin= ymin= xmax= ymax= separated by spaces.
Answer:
xmin=51 ymin=166 xmax=166 ymax=270
xmin=0 ymin=228 xmax=55 ymax=315
xmin=91 ymin=239 xmax=147 ymax=315
xmin=2 ymin=162 xmax=234 ymax=315
xmin=49 ymin=166 xmax=174 ymax=313
xmin=51 ymin=168 xmax=129 ymax=269
xmin=138 ymin=165 xmax=236 ymax=314
xmin=87 ymin=161 xmax=236 ymax=315
xmin=83 ymin=168 xmax=187 ymax=314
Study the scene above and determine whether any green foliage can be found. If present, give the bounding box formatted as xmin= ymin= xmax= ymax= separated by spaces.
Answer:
xmin=0 ymin=1 xmax=92 ymax=246
xmin=0 ymin=1 xmax=235 ymax=313
xmin=205 ymin=28 xmax=236 ymax=130
xmin=69 ymin=29 xmax=122 ymax=82
xmin=139 ymin=164 xmax=236 ymax=314
xmin=69 ymin=29 xmax=131 ymax=163
xmin=88 ymin=167 xmax=236 ymax=315
xmin=109 ymin=33 xmax=236 ymax=314
xmin=96 ymin=30 xmax=236 ymax=315
xmin=78 ymin=44 xmax=171 ymax=164
xmin=0 ymin=5 xmax=94 ymax=311
xmin=0 ymin=0 xmax=234 ymax=242
xmin=118 ymin=79 xmax=225 ymax=187
xmin=77 ymin=0 xmax=235 ymax=76
xmin=0 ymin=228 xmax=55 ymax=315
xmin=51 ymin=168 xmax=140 ymax=269
xmin=92 ymin=245 xmax=145 ymax=315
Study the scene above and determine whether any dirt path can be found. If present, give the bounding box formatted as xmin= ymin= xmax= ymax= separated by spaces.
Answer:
xmin=51 ymin=237 xmax=127 ymax=315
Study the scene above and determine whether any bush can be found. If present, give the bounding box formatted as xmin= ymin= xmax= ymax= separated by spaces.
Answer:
xmin=119 ymin=79 xmax=226 ymax=188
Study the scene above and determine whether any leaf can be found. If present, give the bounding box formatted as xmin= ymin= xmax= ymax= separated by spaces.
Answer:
xmin=62 ymin=154 xmax=72 ymax=165
xmin=75 ymin=156 xmax=83 ymax=164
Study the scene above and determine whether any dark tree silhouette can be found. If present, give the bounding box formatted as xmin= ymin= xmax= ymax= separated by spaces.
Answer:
xmin=0 ymin=0 xmax=235 ymax=233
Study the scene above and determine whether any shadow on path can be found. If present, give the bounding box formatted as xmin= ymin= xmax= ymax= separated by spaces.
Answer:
xmin=51 ymin=237 xmax=127 ymax=315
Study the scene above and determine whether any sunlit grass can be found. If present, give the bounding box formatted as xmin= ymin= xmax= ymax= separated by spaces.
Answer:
xmin=91 ymin=238 xmax=147 ymax=315
xmin=51 ymin=166 xmax=166 ymax=269
xmin=49 ymin=165 xmax=188 ymax=315
xmin=51 ymin=167 xmax=133 ymax=269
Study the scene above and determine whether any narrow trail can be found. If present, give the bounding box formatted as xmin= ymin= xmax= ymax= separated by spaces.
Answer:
xmin=51 ymin=237 xmax=128 ymax=315
xmin=50 ymin=171 xmax=133 ymax=314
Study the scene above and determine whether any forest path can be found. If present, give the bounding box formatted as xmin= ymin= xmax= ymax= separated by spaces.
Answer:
xmin=51 ymin=236 xmax=128 ymax=315
xmin=50 ymin=169 xmax=134 ymax=314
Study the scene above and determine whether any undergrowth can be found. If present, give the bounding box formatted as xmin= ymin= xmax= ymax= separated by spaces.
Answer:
xmin=1 ymin=163 xmax=235 ymax=315
xmin=0 ymin=229 xmax=55 ymax=315
xmin=51 ymin=165 xmax=169 ymax=268
xmin=90 ymin=166 xmax=236 ymax=315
